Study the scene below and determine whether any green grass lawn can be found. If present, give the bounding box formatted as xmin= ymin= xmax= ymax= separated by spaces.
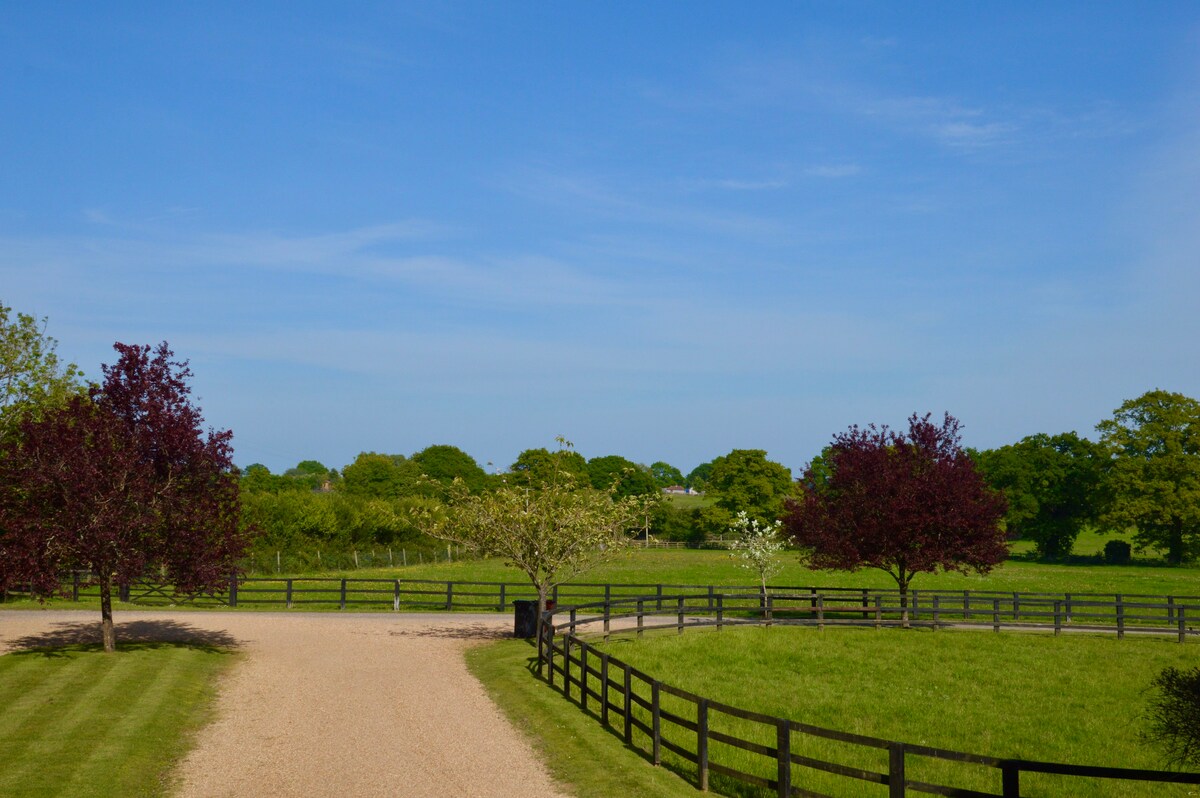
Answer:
xmin=0 ymin=642 xmax=234 ymax=798
xmin=522 ymin=626 xmax=1196 ymax=797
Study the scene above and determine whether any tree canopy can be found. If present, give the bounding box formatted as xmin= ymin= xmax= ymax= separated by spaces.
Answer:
xmin=587 ymin=454 xmax=658 ymax=498
xmin=411 ymin=444 xmax=489 ymax=493
xmin=783 ymin=413 xmax=1007 ymax=623
xmin=975 ymin=432 xmax=1106 ymax=559
xmin=413 ymin=440 xmax=649 ymax=615
xmin=1097 ymin=390 xmax=1200 ymax=564
xmin=0 ymin=302 xmax=81 ymax=441
xmin=0 ymin=342 xmax=245 ymax=652
xmin=509 ymin=446 xmax=589 ymax=488
xmin=650 ymin=461 xmax=685 ymax=488
xmin=340 ymin=452 xmax=421 ymax=498
xmin=705 ymin=449 xmax=793 ymax=523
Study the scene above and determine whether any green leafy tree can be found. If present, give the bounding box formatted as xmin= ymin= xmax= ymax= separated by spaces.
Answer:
xmin=587 ymin=454 xmax=658 ymax=498
xmin=509 ymin=446 xmax=589 ymax=488
xmin=706 ymin=449 xmax=794 ymax=524
xmin=975 ymin=432 xmax=1106 ymax=559
xmin=1143 ymin=665 xmax=1200 ymax=768
xmin=1097 ymin=390 xmax=1200 ymax=564
xmin=340 ymin=452 xmax=420 ymax=498
xmin=686 ymin=461 xmax=714 ymax=491
xmin=411 ymin=444 xmax=489 ymax=492
xmin=650 ymin=461 xmax=685 ymax=488
xmin=413 ymin=439 xmax=649 ymax=616
xmin=0 ymin=302 xmax=82 ymax=440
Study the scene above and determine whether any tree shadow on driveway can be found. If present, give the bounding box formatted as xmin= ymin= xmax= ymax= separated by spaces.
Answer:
xmin=5 ymin=618 xmax=241 ymax=655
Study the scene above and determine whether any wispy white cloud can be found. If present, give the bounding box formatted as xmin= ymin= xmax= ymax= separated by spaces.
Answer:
xmin=803 ymin=163 xmax=862 ymax=178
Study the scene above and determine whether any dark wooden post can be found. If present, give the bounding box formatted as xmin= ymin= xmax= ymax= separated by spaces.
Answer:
xmin=862 ymin=588 xmax=869 ymax=620
xmin=286 ymin=579 xmax=294 ymax=609
xmin=601 ymin=653 xmax=610 ymax=726
xmin=677 ymin=596 xmax=685 ymax=633
xmin=1001 ymin=763 xmax=1020 ymax=797
xmin=911 ymin=589 xmax=919 ymax=621
xmin=1168 ymin=595 xmax=1176 ymax=625
xmin=963 ymin=590 xmax=970 ymax=620
xmin=716 ymin=594 xmax=724 ymax=631
xmin=445 ymin=581 xmax=454 ymax=610
xmin=604 ymin=599 xmax=611 ymax=642
xmin=932 ymin=595 xmax=940 ymax=630
xmin=776 ymin=719 xmax=791 ymax=798
xmin=72 ymin=571 xmax=81 ymax=602
xmin=766 ymin=593 xmax=774 ymax=627
xmin=651 ymin=680 xmax=662 ymax=765
xmin=552 ymin=584 xmax=559 ymax=605
xmin=580 ymin=642 xmax=589 ymax=712
xmin=697 ymin=698 xmax=710 ymax=791
xmin=498 ymin=583 xmax=506 ymax=612
xmin=1179 ymin=606 xmax=1188 ymax=643
xmin=1013 ymin=592 xmax=1020 ymax=621
xmin=875 ymin=595 xmax=883 ymax=630
xmin=1065 ymin=592 xmax=1073 ymax=622
xmin=637 ymin=598 xmax=645 ymax=638
xmin=888 ymin=742 xmax=906 ymax=798
xmin=119 ymin=581 xmax=130 ymax=603
xmin=992 ymin=598 xmax=1000 ymax=633
xmin=339 ymin=578 xmax=347 ymax=610
xmin=656 ymin=583 xmax=664 ymax=611
xmin=229 ymin=574 xmax=238 ymax=608
xmin=707 ymin=584 xmax=714 ymax=611
xmin=817 ymin=594 xmax=825 ymax=631
xmin=547 ymin=628 xmax=555 ymax=687
xmin=623 ymin=664 xmax=634 ymax=744
xmin=1116 ymin=594 xmax=1125 ymax=640
xmin=1054 ymin=600 xmax=1062 ymax=636
xmin=605 ymin=583 xmax=611 ymax=607
xmin=563 ymin=636 xmax=572 ymax=699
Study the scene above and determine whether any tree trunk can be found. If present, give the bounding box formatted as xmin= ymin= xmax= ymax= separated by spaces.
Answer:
xmin=99 ymin=575 xmax=116 ymax=653
xmin=760 ymin=575 xmax=770 ymax=622
xmin=1168 ymin=519 xmax=1185 ymax=565
xmin=897 ymin=569 xmax=911 ymax=629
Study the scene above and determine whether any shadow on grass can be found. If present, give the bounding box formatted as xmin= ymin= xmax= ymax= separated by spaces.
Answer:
xmin=6 ymin=619 xmax=241 ymax=655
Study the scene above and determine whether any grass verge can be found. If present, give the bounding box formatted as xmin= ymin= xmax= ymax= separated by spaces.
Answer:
xmin=0 ymin=641 xmax=235 ymax=798
xmin=465 ymin=638 xmax=697 ymax=798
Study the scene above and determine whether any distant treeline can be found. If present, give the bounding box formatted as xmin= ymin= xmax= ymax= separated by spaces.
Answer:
xmin=241 ymin=389 xmax=1200 ymax=565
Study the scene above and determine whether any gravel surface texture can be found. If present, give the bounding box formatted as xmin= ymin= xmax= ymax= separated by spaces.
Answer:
xmin=0 ymin=609 xmax=571 ymax=798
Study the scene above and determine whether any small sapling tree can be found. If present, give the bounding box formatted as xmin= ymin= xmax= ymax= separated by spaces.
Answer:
xmin=727 ymin=511 xmax=785 ymax=601
xmin=1143 ymin=665 xmax=1200 ymax=768
xmin=783 ymin=413 xmax=1007 ymax=627
xmin=0 ymin=343 xmax=246 ymax=652
xmin=412 ymin=438 xmax=649 ymax=617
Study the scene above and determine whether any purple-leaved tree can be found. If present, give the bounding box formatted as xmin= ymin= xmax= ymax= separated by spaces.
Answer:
xmin=0 ymin=343 xmax=246 ymax=652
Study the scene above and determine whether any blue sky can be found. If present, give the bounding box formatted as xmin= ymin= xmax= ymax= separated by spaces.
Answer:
xmin=3 ymin=3 xmax=1198 ymax=476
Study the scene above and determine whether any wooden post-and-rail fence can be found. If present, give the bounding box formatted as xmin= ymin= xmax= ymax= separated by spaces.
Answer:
xmin=538 ymin=595 xmax=1200 ymax=797
xmin=4 ymin=575 xmax=1200 ymax=642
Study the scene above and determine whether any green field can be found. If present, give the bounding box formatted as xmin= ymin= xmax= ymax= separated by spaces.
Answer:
xmin=0 ymin=642 xmax=234 ymax=798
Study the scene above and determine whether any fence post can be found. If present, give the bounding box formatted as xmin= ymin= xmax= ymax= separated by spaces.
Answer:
xmin=777 ymin=719 xmax=792 ymax=798
xmin=1054 ymin=600 xmax=1062 ymax=636
xmin=708 ymin=584 xmax=714 ymax=611
xmin=1013 ymin=592 xmax=1020 ymax=621
xmin=624 ymin=664 xmax=633 ymax=745
xmin=229 ymin=574 xmax=238 ymax=608
xmin=678 ymin=596 xmax=685 ymax=634
xmin=888 ymin=742 xmax=906 ymax=798
xmin=637 ymin=598 xmax=644 ymax=638
xmin=875 ymin=595 xmax=882 ymax=630
xmin=563 ymin=636 xmax=571 ymax=699
xmin=652 ymin=680 xmax=662 ymax=765
xmin=911 ymin=588 xmax=919 ymax=621
xmin=601 ymin=652 xmax=610 ymax=726
xmin=1168 ymin=595 xmax=1176 ymax=625
xmin=340 ymin=578 xmax=347 ymax=610
xmin=1002 ymin=762 xmax=1020 ymax=797
xmin=993 ymin=598 xmax=1000 ymax=633
xmin=604 ymin=600 xmax=611 ymax=642
xmin=656 ymin=584 xmax=664 ymax=611
xmin=1065 ymin=592 xmax=1073 ymax=622
xmin=766 ymin=593 xmax=774 ymax=627
xmin=553 ymin=584 xmax=559 ymax=606
xmin=1179 ymin=606 xmax=1187 ymax=643
xmin=394 ymin=580 xmax=401 ymax=611
xmin=698 ymin=698 xmax=710 ymax=791
xmin=932 ymin=595 xmax=940 ymax=630
xmin=817 ymin=594 xmax=825 ymax=631
xmin=963 ymin=590 xmax=970 ymax=620
xmin=605 ymin=583 xmax=612 ymax=607
xmin=1116 ymin=594 xmax=1125 ymax=640
xmin=498 ymin=583 xmax=506 ymax=612
xmin=72 ymin=571 xmax=80 ymax=602
xmin=446 ymin=581 xmax=454 ymax=611
xmin=716 ymin=594 xmax=724 ymax=631
xmin=286 ymin=579 xmax=294 ymax=610
xmin=809 ymin=587 xmax=817 ymax=615
xmin=580 ymin=642 xmax=589 ymax=712
xmin=119 ymin=582 xmax=130 ymax=603
xmin=546 ymin=625 xmax=554 ymax=686
xmin=862 ymin=588 xmax=869 ymax=620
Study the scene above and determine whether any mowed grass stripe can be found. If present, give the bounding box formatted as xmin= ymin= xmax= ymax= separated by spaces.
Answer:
xmin=56 ymin=645 xmax=197 ymax=797
xmin=0 ymin=653 xmax=103 ymax=738
xmin=0 ymin=650 xmax=133 ymax=795
xmin=0 ymin=644 xmax=232 ymax=798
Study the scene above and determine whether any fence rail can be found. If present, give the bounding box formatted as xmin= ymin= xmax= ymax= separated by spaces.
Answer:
xmin=6 ymin=575 xmax=1200 ymax=639
xmin=539 ymin=595 xmax=1200 ymax=797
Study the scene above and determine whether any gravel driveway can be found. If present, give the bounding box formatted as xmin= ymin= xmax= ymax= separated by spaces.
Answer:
xmin=0 ymin=610 xmax=570 ymax=798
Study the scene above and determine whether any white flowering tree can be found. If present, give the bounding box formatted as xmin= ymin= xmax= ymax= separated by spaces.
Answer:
xmin=728 ymin=511 xmax=785 ymax=599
